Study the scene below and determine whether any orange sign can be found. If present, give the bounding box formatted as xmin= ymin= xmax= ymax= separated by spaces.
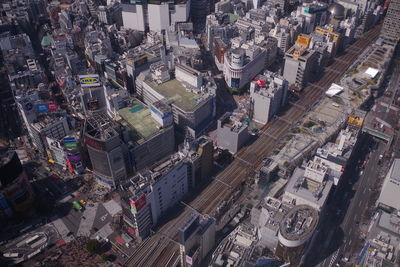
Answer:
xmin=297 ymin=36 xmax=310 ymax=47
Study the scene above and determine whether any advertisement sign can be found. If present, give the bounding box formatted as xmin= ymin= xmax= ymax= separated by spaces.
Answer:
xmin=79 ymin=74 xmax=101 ymax=87
xmin=65 ymin=157 xmax=73 ymax=173
xmin=84 ymin=135 xmax=105 ymax=151
xmin=67 ymin=153 xmax=81 ymax=162
xmin=297 ymin=36 xmax=310 ymax=47
xmin=253 ymin=78 xmax=265 ymax=87
xmin=129 ymin=194 xmax=147 ymax=214
xmin=64 ymin=137 xmax=77 ymax=150
xmin=65 ymin=143 xmax=77 ymax=149
xmin=47 ymin=102 xmax=58 ymax=111
xmin=37 ymin=104 xmax=48 ymax=113
xmin=185 ymin=255 xmax=193 ymax=265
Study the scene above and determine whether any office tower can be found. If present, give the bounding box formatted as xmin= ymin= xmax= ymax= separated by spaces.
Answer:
xmin=381 ymin=0 xmax=400 ymax=45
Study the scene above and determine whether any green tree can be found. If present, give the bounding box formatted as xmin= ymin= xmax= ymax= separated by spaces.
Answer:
xmin=102 ymin=254 xmax=116 ymax=262
xmin=86 ymin=239 xmax=101 ymax=254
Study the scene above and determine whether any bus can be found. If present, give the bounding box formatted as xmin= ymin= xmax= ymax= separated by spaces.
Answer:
xmin=72 ymin=201 xmax=83 ymax=211
xmin=3 ymin=252 xmax=21 ymax=258
xmin=25 ymin=235 xmax=40 ymax=246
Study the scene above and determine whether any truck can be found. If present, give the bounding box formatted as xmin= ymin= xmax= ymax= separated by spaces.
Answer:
xmin=72 ymin=201 xmax=83 ymax=211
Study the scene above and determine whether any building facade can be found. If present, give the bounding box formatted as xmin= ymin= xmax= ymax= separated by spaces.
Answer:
xmin=250 ymin=71 xmax=288 ymax=124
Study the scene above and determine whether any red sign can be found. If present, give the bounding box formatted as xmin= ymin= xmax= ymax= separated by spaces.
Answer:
xmin=130 ymin=194 xmax=147 ymax=214
xmin=65 ymin=157 xmax=73 ymax=173
xmin=47 ymin=102 xmax=58 ymax=111
xmin=253 ymin=78 xmax=265 ymax=87
xmin=85 ymin=136 xmax=105 ymax=150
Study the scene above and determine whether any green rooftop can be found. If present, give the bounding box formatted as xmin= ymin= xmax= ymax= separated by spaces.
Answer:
xmin=145 ymin=79 xmax=204 ymax=112
xmin=41 ymin=35 xmax=52 ymax=47
xmin=229 ymin=13 xmax=239 ymax=23
xmin=118 ymin=102 xmax=160 ymax=145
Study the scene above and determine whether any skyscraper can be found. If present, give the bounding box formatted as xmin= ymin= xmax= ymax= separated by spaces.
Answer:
xmin=381 ymin=0 xmax=400 ymax=45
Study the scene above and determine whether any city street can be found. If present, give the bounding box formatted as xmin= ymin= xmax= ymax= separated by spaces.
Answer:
xmin=305 ymin=136 xmax=386 ymax=267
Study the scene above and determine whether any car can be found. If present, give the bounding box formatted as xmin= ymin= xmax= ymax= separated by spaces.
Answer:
xmin=79 ymin=199 xmax=87 ymax=205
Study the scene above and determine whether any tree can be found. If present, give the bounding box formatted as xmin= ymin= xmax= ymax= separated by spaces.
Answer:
xmin=86 ymin=239 xmax=101 ymax=254
xmin=102 ymin=254 xmax=116 ymax=262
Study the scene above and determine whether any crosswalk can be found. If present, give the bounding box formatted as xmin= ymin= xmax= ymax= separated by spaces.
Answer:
xmin=328 ymin=250 xmax=340 ymax=267
xmin=76 ymin=203 xmax=98 ymax=237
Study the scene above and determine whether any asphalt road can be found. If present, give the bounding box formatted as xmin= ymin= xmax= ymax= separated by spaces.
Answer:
xmin=305 ymin=136 xmax=386 ymax=267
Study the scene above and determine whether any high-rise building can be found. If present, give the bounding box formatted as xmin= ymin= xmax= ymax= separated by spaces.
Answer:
xmin=84 ymin=100 xmax=175 ymax=187
xmin=275 ymin=205 xmax=319 ymax=267
xmin=121 ymin=0 xmax=190 ymax=32
xmin=217 ymin=112 xmax=250 ymax=154
xmin=0 ymin=151 xmax=35 ymax=217
xmin=283 ymin=36 xmax=316 ymax=88
xmin=121 ymin=155 xmax=191 ymax=240
xmin=250 ymin=71 xmax=288 ymax=124
xmin=381 ymin=0 xmax=400 ymax=45
xmin=136 ymin=62 xmax=216 ymax=138
xmin=84 ymin=114 xmax=128 ymax=188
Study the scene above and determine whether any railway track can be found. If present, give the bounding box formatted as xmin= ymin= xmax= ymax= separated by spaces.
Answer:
xmin=124 ymin=25 xmax=381 ymax=267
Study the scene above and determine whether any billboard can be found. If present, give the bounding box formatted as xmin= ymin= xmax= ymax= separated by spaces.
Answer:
xmin=64 ymin=137 xmax=78 ymax=150
xmin=129 ymin=194 xmax=147 ymax=214
xmin=79 ymin=74 xmax=101 ymax=87
xmin=297 ymin=36 xmax=310 ymax=47
xmin=185 ymin=255 xmax=193 ymax=265
xmin=253 ymin=78 xmax=265 ymax=87
xmin=65 ymin=157 xmax=73 ymax=173
xmin=37 ymin=104 xmax=48 ymax=113
xmin=67 ymin=153 xmax=81 ymax=163
xmin=47 ymin=102 xmax=58 ymax=111
xmin=85 ymin=135 xmax=106 ymax=151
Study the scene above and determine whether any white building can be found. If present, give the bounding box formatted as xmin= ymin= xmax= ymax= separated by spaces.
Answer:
xmin=223 ymin=38 xmax=277 ymax=89
xmin=148 ymin=3 xmax=170 ymax=32
xmin=377 ymin=159 xmax=400 ymax=210
xmin=283 ymin=159 xmax=334 ymax=212
xmin=30 ymin=115 xmax=71 ymax=153
xmin=121 ymin=4 xmax=146 ymax=31
xmin=250 ymin=71 xmax=288 ymax=124
xmin=223 ymin=46 xmax=266 ymax=89
xmin=121 ymin=155 xmax=192 ymax=240
xmin=122 ymin=0 xmax=190 ymax=32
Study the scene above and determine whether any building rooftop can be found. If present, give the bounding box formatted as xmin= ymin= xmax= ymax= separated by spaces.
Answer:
xmin=279 ymin=205 xmax=319 ymax=242
xmin=285 ymin=166 xmax=333 ymax=209
xmin=144 ymin=78 xmax=208 ymax=112
xmin=117 ymin=101 xmax=162 ymax=145
xmin=377 ymin=159 xmax=400 ymax=210
xmin=253 ymin=197 xmax=293 ymax=233
xmin=218 ymin=112 xmax=248 ymax=134
xmin=210 ymin=222 xmax=258 ymax=267
xmin=85 ymin=114 xmax=119 ymax=141
xmin=363 ymin=100 xmax=398 ymax=142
